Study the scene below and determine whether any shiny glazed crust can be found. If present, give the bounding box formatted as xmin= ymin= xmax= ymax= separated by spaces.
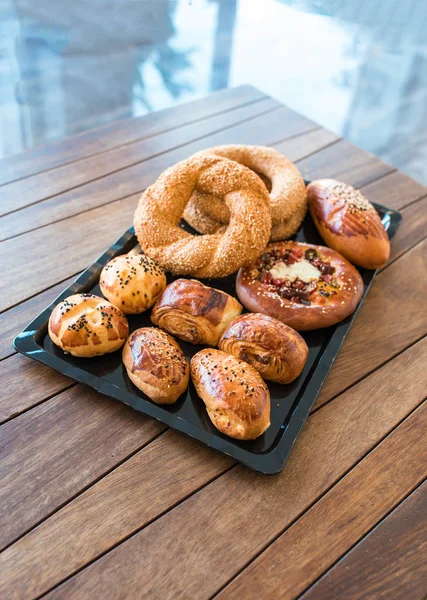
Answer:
xmin=100 ymin=253 xmax=166 ymax=314
xmin=48 ymin=294 xmax=128 ymax=357
xmin=219 ymin=313 xmax=308 ymax=384
xmin=236 ymin=242 xmax=364 ymax=331
xmin=183 ymin=145 xmax=307 ymax=241
xmin=133 ymin=154 xmax=271 ymax=278
xmin=307 ymin=179 xmax=390 ymax=269
xmin=122 ymin=328 xmax=189 ymax=404
xmin=190 ymin=349 xmax=270 ymax=440
xmin=151 ymin=279 xmax=242 ymax=346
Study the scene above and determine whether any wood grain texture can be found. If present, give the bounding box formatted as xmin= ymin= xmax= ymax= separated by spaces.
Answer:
xmin=0 ymin=385 xmax=164 ymax=550
xmin=273 ymin=127 xmax=340 ymax=158
xmin=0 ymin=275 xmax=77 ymax=361
xmin=314 ymin=238 xmax=427 ymax=409
xmin=302 ymin=481 xmax=427 ymax=600
xmin=0 ymin=354 xmax=72 ymax=423
xmin=359 ymin=169 xmax=427 ymax=210
xmin=45 ymin=338 xmax=427 ymax=600
xmin=0 ymin=85 xmax=265 ymax=187
xmin=220 ymin=395 xmax=427 ymax=600
xmin=387 ymin=195 xmax=427 ymax=265
xmin=0 ymin=98 xmax=280 ymax=217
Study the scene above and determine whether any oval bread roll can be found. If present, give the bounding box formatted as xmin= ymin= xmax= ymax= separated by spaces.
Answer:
xmin=151 ymin=279 xmax=242 ymax=346
xmin=307 ymin=179 xmax=390 ymax=269
xmin=122 ymin=327 xmax=189 ymax=404
xmin=48 ymin=294 xmax=128 ymax=357
xmin=219 ymin=313 xmax=308 ymax=384
xmin=100 ymin=253 xmax=166 ymax=314
xmin=191 ymin=349 xmax=270 ymax=440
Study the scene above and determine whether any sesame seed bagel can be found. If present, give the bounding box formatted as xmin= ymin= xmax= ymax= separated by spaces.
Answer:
xmin=183 ymin=145 xmax=307 ymax=241
xmin=134 ymin=154 xmax=272 ymax=278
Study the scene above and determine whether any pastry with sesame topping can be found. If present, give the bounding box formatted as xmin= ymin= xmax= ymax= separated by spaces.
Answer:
xmin=100 ymin=253 xmax=166 ymax=314
xmin=48 ymin=294 xmax=128 ymax=357
xmin=191 ymin=349 xmax=270 ymax=440
xmin=133 ymin=153 xmax=272 ymax=278
xmin=183 ymin=144 xmax=307 ymax=241
xmin=219 ymin=313 xmax=308 ymax=384
xmin=236 ymin=241 xmax=363 ymax=330
xmin=151 ymin=279 xmax=242 ymax=346
xmin=122 ymin=328 xmax=189 ymax=404
xmin=307 ymin=179 xmax=390 ymax=269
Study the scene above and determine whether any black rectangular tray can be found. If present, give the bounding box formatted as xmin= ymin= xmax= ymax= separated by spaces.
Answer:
xmin=14 ymin=203 xmax=401 ymax=475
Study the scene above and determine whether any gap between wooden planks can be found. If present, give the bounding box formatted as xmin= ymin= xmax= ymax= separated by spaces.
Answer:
xmin=0 ymin=336 xmax=425 ymax=599
xmin=0 ymin=85 xmax=266 ymax=187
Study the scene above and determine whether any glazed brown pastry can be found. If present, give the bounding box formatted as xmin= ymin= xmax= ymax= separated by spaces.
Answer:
xmin=307 ymin=179 xmax=390 ymax=269
xmin=100 ymin=253 xmax=166 ymax=314
xmin=219 ymin=313 xmax=308 ymax=384
xmin=48 ymin=294 xmax=128 ymax=357
xmin=236 ymin=241 xmax=364 ymax=331
xmin=151 ymin=279 xmax=242 ymax=346
xmin=191 ymin=349 xmax=270 ymax=440
xmin=122 ymin=327 xmax=189 ymax=404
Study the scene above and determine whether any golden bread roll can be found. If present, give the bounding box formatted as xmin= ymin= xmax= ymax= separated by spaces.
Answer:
xmin=151 ymin=279 xmax=242 ymax=346
xmin=219 ymin=313 xmax=308 ymax=384
xmin=100 ymin=253 xmax=166 ymax=314
xmin=191 ymin=349 xmax=270 ymax=440
xmin=307 ymin=179 xmax=390 ymax=269
xmin=122 ymin=327 xmax=189 ymax=404
xmin=48 ymin=294 xmax=128 ymax=357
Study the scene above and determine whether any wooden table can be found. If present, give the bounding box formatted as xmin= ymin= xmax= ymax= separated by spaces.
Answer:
xmin=1 ymin=85 xmax=426 ymax=599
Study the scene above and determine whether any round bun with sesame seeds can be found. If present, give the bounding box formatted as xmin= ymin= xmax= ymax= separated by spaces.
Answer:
xmin=236 ymin=241 xmax=364 ymax=331
xmin=133 ymin=153 xmax=272 ymax=279
xmin=48 ymin=294 xmax=128 ymax=357
xmin=100 ymin=253 xmax=166 ymax=314
xmin=190 ymin=349 xmax=270 ymax=440
xmin=183 ymin=145 xmax=307 ymax=242
xmin=307 ymin=179 xmax=390 ymax=269
xmin=122 ymin=327 xmax=189 ymax=404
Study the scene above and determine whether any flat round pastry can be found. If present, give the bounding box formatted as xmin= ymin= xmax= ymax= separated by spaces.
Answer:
xmin=122 ymin=327 xmax=189 ymax=404
xmin=151 ymin=278 xmax=242 ymax=346
xmin=191 ymin=349 xmax=270 ymax=440
xmin=183 ymin=145 xmax=307 ymax=241
xmin=307 ymin=179 xmax=390 ymax=269
xmin=100 ymin=253 xmax=166 ymax=314
xmin=48 ymin=294 xmax=128 ymax=357
xmin=236 ymin=241 xmax=364 ymax=331
xmin=133 ymin=154 xmax=272 ymax=278
xmin=219 ymin=313 xmax=308 ymax=384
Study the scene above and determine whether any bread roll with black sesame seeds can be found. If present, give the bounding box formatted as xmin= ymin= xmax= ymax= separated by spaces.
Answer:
xmin=191 ymin=349 xmax=270 ymax=440
xmin=100 ymin=253 xmax=166 ymax=314
xmin=122 ymin=328 xmax=189 ymax=404
xmin=48 ymin=294 xmax=128 ymax=357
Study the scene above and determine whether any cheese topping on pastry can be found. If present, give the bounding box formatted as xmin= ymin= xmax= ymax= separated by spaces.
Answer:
xmin=269 ymin=259 xmax=321 ymax=283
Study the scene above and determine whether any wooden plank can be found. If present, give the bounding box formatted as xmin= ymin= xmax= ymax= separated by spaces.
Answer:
xmin=0 ymin=105 xmax=314 ymax=242
xmin=0 ymin=85 xmax=265 ymax=187
xmin=0 ymin=386 xmax=164 ymax=550
xmin=0 ymin=275 xmax=77 ymax=361
xmin=39 ymin=338 xmax=427 ymax=600
xmin=302 ymin=482 xmax=427 ymax=600
xmin=360 ymin=169 xmax=427 ymax=210
xmin=0 ymin=354 xmax=72 ymax=424
xmin=0 ymin=98 xmax=281 ymax=217
xmin=387 ymin=195 xmax=427 ymax=265
xmin=219 ymin=400 xmax=427 ymax=600
xmin=273 ymin=128 xmax=340 ymax=158
xmin=314 ymin=238 xmax=427 ymax=410
xmin=297 ymin=139 xmax=394 ymax=187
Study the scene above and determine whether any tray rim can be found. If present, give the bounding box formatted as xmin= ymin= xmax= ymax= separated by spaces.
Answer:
xmin=13 ymin=202 xmax=402 ymax=475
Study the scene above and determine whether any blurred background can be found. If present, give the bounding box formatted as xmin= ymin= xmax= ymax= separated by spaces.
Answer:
xmin=1 ymin=0 xmax=427 ymax=184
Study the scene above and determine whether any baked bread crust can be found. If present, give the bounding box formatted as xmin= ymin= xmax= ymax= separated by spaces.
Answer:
xmin=191 ymin=349 xmax=270 ymax=440
xmin=236 ymin=242 xmax=364 ymax=331
xmin=219 ymin=313 xmax=308 ymax=384
xmin=122 ymin=327 xmax=189 ymax=404
xmin=151 ymin=279 xmax=242 ymax=346
xmin=48 ymin=294 xmax=128 ymax=357
xmin=307 ymin=179 xmax=390 ymax=269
